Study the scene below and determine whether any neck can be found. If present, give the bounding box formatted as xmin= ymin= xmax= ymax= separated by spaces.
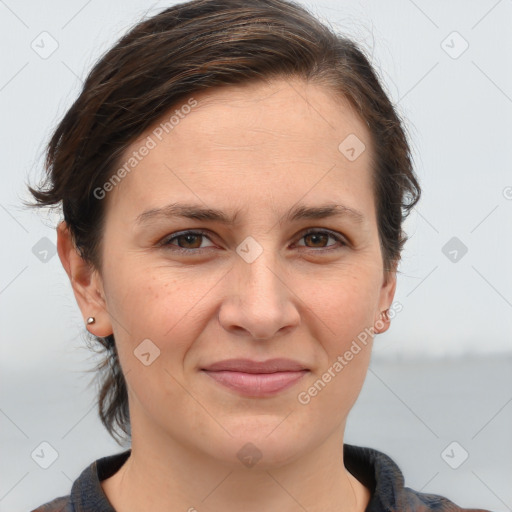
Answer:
xmin=101 ymin=421 xmax=370 ymax=512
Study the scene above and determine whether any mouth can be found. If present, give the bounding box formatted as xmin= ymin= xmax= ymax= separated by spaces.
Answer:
xmin=200 ymin=358 xmax=310 ymax=397
xmin=201 ymin=369 xmax=309 ymax=397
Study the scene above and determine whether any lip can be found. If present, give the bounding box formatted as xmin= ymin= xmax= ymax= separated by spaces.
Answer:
xmin=202 ymin=370 xmax=309 ymax=397
xmin=201 ymin=358 xmax=309 ymax=397
xmin=201 ymin=358 xmax=308 ymax=373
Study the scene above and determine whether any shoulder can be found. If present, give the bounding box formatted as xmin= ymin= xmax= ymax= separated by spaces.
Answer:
xmin=29 ymin=449 xmax=130 ymax=512
xmin=343 ymin=444 xmax=494 ymax=512
xmin=30 ymin=495 xmax=72 ymax=512
xmin=401 ymin=486 xmax=493 ymax=512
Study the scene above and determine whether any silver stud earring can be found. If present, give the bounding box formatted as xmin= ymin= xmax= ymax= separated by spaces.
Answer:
xmin=86 ymin=317 xmax=95 ymax=325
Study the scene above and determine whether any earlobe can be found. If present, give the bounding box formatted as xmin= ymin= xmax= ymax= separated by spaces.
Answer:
xmin=56 ymin=221 xmax=113 ymax=337
xmin=374 ymin=309 xmax=390 ymax=334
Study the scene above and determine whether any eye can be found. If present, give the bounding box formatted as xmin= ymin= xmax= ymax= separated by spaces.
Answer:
xmin=159 ymin=228 xmax=347 ymax=254
xmin=160 ymin=230 xmax=215 ymax=253
xmin=294 ymin=229 xmax=347 ymax=252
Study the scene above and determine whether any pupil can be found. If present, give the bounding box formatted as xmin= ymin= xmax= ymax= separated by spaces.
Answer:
xmin=183 ymin=234 xmax=200 ymax=248
xmin=308 ymin=234 xmax=325 ymax=247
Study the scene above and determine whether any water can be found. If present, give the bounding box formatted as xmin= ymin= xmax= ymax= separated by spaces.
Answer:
xmin=1 ymin=355 xmax=510 ymax=511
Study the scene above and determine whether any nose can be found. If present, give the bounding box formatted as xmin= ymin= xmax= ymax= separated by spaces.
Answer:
xmin=218 ymin=249 xmax=300 ymax=340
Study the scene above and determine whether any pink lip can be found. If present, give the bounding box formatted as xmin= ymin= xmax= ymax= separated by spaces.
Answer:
xmin=202 ymin=370 xmax=309 ymax=397
xmin=201 ymin=358 xmax=308 ymax=373
xmin=201 ymin=358 xmax=310 ymax=397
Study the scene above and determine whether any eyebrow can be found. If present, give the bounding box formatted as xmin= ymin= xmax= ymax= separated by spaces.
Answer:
xmin=135 ymin=202 xmax=366 ymax=226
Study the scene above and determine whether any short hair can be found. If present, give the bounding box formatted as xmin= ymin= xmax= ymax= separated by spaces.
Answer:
xmin=25 ymin=0 xmax=421 ymax=445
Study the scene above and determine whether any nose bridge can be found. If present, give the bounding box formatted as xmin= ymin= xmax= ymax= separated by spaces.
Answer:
xmin=237 ymin=233 xmax=282 ymax=302
xmin=221 ymin=232 xmax=296 ymax=339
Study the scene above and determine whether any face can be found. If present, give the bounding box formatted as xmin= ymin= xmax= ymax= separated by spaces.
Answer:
xmin=59 ymin=77 xmax=396 ymax=468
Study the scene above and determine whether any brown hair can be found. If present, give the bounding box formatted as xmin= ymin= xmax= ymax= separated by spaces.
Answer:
xmin=25 ymin=0 xmax=421 ymax=445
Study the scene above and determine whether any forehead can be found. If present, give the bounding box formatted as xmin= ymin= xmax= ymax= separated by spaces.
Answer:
xmin=106 ymin=77 xmax=376 ymax=223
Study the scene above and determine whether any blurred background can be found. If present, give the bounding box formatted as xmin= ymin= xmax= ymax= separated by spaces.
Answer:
xmin=0 ymin=0 xmax=511 ymax=510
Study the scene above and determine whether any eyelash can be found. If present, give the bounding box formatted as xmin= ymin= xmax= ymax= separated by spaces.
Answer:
xmin=159 ymin=229 xmax=347 ymax=254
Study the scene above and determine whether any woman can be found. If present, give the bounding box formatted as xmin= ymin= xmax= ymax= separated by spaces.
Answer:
xmin=27 ymin=0 xmax=493 ymax=510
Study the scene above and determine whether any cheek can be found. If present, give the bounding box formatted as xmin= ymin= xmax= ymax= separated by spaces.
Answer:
xmin=296 ymin=267 xmax=377 ymax=398
xmin=298 ymin=264 xmax=379 ymax=338
xmin=104 ymin=263 xmax=211 ymax=364
xmin=293 ymin=316 xmax=373 ymax=446
xmin=301 ymin=347 xmax=372 ymax=436
xmin=106 ymin=269 xmax=208 ymax=423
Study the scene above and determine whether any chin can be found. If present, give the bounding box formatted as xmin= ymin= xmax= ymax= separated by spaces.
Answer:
xmin=204 ymin=422 xmax=312 ymax=470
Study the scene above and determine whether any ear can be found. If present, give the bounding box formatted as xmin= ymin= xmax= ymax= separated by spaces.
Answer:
xmin=373 ymin=262 xmax=398 ymax=335
xmin=56 ymin=220 xmax=113 ymax=337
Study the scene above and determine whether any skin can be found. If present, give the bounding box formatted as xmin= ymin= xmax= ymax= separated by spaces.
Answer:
xmin=57 ymin=77 xmax=397 ymax=512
